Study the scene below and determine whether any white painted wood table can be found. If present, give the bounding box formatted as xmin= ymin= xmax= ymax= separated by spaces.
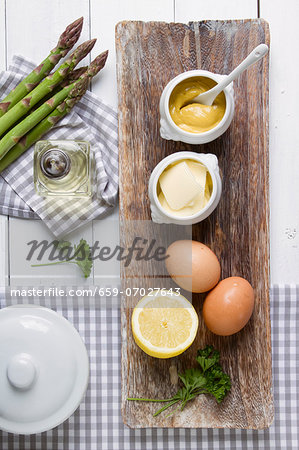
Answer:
xmin=0 ymin=0 xmax=298 ymax=287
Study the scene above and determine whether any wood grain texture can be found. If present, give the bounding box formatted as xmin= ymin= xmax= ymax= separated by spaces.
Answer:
xmin=116 ymin=20 xmax=273 ymax=428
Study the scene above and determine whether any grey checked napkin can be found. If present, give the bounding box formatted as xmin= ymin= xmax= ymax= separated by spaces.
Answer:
xmin=0 ymin=55 xmax=118 ymax=237
xmin=0 ymin=285 xmax=298 ymax=449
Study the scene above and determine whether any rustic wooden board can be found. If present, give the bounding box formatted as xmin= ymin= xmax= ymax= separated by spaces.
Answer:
xmin=116 ymin=20 xmax=273 ymax=428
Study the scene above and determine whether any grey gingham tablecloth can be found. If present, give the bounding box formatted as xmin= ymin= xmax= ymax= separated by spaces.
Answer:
xmin=0 ymin=55 xmax=118 ymax=237
xmin=0 ymin=285 xmax=298 ymax=449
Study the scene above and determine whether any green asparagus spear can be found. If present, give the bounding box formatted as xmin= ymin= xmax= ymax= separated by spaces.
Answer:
xmin=0 ymin=52 xmax=109 ymax=171
xmin=63 ymin=50 xmax=108 ymax=87
xmin=62 ymin=66 xmax=89 ymax=86
xmin=0 ymin=17 xmax=83 ymax=117
xmin=0 ymin=51 xmax=108 ymax=160
xmin=0 ymin=78 xmax=89 ymax=173
xmin=0 ymin=85 xmax=76 ymax=159
xmin=0 ymin=39 xmax=96 ymax=137
xmin=30 ymin=66 xmax=88 ymax=112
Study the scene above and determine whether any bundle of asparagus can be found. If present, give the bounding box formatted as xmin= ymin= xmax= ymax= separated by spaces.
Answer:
xmin=0 ymin=17 xmax=84 ymax=116
xmin=0 ymin=18 xmax=108 ymax=172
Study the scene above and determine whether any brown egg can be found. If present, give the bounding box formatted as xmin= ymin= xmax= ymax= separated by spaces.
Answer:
xmin=203 ymin=277 xmax=254 ymax=336
xmin=165 ymin=240 xmax=221 ymax=293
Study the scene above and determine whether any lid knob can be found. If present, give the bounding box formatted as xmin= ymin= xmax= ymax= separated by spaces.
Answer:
xmin=40 ymin=149 xmax=71 ymax=179
xmin=7 ymin=354 xmax=36 ymax=390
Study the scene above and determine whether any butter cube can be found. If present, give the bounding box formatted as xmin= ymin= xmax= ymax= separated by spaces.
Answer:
xmin=159 ymin=161 xmax=201 ymax=210
xmin=186 ymin=161 xmax=207 ymax=192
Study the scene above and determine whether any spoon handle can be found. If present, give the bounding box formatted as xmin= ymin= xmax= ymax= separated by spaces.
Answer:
xmin=212 ymin=44 xmax=269 ymax=98
xmin=192 ymin=44 xmax=268 ymax=106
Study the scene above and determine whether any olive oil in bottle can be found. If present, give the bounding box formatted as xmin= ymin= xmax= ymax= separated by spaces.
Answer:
xmin=34 ymin=140 xmax=92 ymax=197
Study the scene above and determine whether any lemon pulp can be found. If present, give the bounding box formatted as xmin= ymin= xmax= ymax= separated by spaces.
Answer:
xmin=131 ymin=292 xmax=198 ymax=359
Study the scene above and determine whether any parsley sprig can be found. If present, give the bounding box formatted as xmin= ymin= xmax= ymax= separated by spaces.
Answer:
xmin=31 ymin=238 xmax=93 ymax=278
xmin=127 ymin=346 xmax=231 ymax=417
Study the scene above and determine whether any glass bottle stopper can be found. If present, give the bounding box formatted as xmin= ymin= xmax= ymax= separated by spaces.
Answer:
xmin=40 ymin=149 xmax=71 ymax=179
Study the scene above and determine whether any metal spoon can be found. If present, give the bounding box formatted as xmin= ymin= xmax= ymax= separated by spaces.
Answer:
xmin=192 ymin=44 xmax=269 ymax=106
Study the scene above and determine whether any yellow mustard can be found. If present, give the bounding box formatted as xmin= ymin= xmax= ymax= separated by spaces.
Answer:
xmin=169 ymin=77 xmax=226 ymax=133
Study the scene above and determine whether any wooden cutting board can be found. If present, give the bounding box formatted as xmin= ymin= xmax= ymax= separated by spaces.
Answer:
xmin=116 ymin=20 xmax=273 ymax=429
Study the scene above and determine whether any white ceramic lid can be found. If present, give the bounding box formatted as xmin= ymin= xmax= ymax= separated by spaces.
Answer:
xmin=0 ymin=305 xmax=89 ymax=435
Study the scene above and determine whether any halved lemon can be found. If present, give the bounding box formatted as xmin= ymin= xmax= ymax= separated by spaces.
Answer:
xmin=131 ymin=290 xmax=198 ymax=359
